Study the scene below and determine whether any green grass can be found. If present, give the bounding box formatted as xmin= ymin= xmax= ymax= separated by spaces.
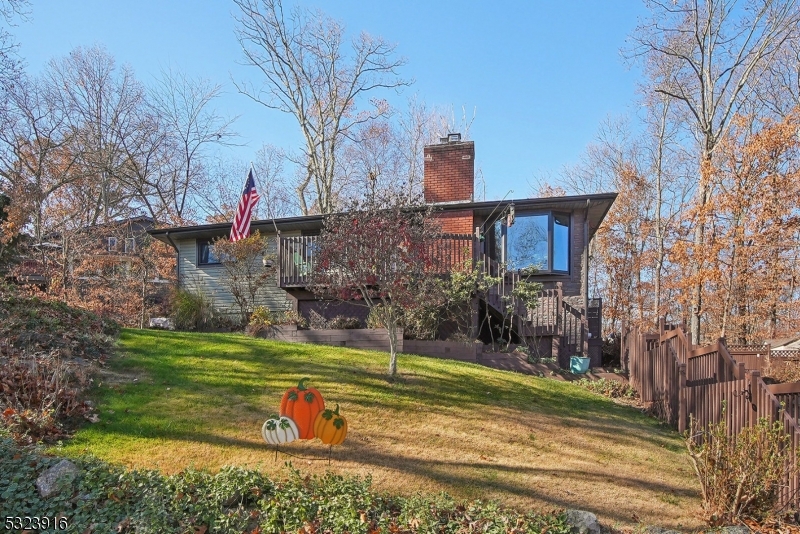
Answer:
xmin=54 ymin=329 xmax=701 ymax=529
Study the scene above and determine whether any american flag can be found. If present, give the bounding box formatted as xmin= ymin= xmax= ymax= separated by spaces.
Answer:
xmin=230 ymin=170 xmax=260 ymax=242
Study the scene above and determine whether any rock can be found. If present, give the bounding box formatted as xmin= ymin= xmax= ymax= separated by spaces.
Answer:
xmin=720 ymin=527 xmax=751 ymax=534
xmin=149 ymin=317 xmax=175 ymax=330
xmin=564 ymin=510 xmax=601 ymax=534
xmin=645 ymin=527 xmax=682 ymax=534
xmin=36 ymin=459 xmax=80 ymax=499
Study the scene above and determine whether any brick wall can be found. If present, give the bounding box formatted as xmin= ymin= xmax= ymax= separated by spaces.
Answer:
xmin=436 ymin=210 xmax=475 ymax=234
xmin=423 ymin=141 xmax=475 ymax=204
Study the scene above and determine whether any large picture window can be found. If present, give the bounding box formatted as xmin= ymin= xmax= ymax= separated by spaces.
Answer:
xmin=494 ymin=212 xmax=570 ymax=274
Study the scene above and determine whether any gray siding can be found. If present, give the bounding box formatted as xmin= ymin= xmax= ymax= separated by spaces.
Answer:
xmin=177 ymin=231 xmax=295 ymax=321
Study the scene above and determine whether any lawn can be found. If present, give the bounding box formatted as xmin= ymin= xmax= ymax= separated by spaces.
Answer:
xmin=56 ymin=329 xmax=702 ymax=529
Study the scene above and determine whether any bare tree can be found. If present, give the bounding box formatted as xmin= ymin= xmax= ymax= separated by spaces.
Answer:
xmin=629 ymin=0 xmax=800 ymax=343
xmin=45 ymin=46 xmax=148 ymax=226
xmin=0 ymin=0 xmax=27 ymax=93
xmin=148 ymin=68 xmax=237 ymax=223
xmin=0 ymin=73 xmax=80 ymax=243
xmin=233 ymin=0 xmax=410 ymax=215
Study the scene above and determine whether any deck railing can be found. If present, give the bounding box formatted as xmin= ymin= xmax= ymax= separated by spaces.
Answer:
xmin=277 ymin=233 xmax=474 ymax=288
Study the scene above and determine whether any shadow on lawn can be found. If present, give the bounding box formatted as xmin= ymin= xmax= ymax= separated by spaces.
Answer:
xmin=96 ymin=416 xmax=697 ymax=526
xmin=107 ymin=330 xmax=698 ymax=524
xmin=116 ymin=330 xmax=685 ymax=449
xmin=119 ymin=330 xmax=651 ymax=421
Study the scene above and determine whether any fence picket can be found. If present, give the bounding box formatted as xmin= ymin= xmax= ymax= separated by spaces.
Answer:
xmin=623 ymin=320 xmax=800 ymax=509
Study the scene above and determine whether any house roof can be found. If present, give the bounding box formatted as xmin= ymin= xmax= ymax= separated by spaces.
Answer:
xmin=148 ymin=192 xmax=618 ymax=245
xmin=765 ymin=334 xmax=800 ymax=349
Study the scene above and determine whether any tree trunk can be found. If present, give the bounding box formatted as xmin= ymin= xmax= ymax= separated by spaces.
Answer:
xmin=387 ymin=320 xmax=399 ymax=376
xmin=690 ymin=150 xmax=712 ymax=345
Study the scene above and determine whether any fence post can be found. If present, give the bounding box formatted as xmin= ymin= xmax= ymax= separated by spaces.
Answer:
xmin=678 ymin=363 xmax=687 ymax=434
xmin=621 ymin=320 xmax=628 ymax=373
xmin=658 ymin=317 xmax=665 ymax=336
xmin=556 ymin=282 xmax=563 ymax=337
xmin=275 ymin=231 xmax=282 ymax=286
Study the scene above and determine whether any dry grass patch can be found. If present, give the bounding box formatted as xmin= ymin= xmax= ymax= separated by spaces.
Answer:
xmin=54 ymin=329 xmax=702 ymax=529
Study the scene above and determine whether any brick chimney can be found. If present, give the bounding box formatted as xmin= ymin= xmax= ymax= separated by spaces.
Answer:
xmin=423 ymin=133 xmax=474 ymax=204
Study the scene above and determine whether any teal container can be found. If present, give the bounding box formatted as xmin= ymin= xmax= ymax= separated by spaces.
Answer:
xmin=570 ymin=356 xmax=590 ymax=374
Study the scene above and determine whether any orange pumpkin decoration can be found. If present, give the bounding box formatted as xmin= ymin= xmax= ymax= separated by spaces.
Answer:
xmin=279 ymin=377 xmax=325 ymax=439
xmin=313 ymin=403 xmax=348 ymax=445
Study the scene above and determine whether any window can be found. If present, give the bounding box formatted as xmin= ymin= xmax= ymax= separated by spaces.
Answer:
xmin=197 ymin=240 xmax=221 ymax=265
xmin=493 ymin=212 xmax=570 ymax=274
xmin=124 ymin=238 xmax=136 ymax=253
xmin=107 ymin=237 xmax=117 ymax=252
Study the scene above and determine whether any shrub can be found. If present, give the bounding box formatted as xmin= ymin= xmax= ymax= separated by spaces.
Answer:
xmin=280 ymin=310 xmax=309 ymax=329
xmin=366 ymin=304 xmax=395 ymax=329
xmin=328 ymin=315 xmax=362 ymax=329
xmin=764 ymin=359 xmax=800 ymax=384
xmin=0 ymin=441 xmax=572 ymax=534
xmin=247 ymin=307 xmax=310 ymax=336
xmin=686 ymin=411 xmax=797 ymax=524
xmin=401 ymin=301 xmax=440 ymax=340
xmin=171 ymin=288 xmax=217 ymax=331
xmin=367 ymin=303 xmax=440 ymax=340
xmin=0 ymin=352 xmax=91 ymax=444
xmin=575 ymin=378 xmax=637 ymax=399
xmin=248 ymin=305 xmax=277 ymax=327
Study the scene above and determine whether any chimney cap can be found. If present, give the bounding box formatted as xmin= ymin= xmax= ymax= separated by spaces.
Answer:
xmin=439 ymin=133 xmax=462 ymax=144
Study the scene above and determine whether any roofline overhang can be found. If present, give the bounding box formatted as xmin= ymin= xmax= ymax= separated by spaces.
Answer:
xmin=148 ymin=192 xmax=618 ymax=244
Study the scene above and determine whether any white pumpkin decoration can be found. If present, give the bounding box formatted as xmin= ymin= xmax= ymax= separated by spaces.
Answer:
xmin=261 ymin=414 xmax=299 ymax=445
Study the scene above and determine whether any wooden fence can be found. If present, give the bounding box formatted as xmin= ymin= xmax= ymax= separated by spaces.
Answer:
xmin=623 ymin=320 xmax=800 ymax=509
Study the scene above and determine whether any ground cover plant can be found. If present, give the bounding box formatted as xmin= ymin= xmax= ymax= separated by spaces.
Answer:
xmin=574 ymin=378 xmax=638 ymax=400
xmin=0 ymin=436 xmax=573 ymax=534
xmin=53 ymin=329 xmax=702 ymax=529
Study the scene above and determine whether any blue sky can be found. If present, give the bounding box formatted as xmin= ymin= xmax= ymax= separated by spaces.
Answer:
xmin=14 ymin=1 xmax=647 ymax=200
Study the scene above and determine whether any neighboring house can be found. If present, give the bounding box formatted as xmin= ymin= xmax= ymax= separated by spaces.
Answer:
xmin=149 ymin=135 xmax=617 ymax=366
xmin=6 ymin=216 xmax=172 ymax=324
xmin=8 ymin=216 xmax=157 ymax=286
xmin=764 ymin=334 xmax=800 ymax=350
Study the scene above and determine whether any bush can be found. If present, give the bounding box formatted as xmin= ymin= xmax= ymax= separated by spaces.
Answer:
xmin=366 ymin=304 xmax=395 ymax=329
xmin=575 ymin=378 xmax=637 ymax=399
xmin=248 ymin=305 xmax=277 ymax=327
xmin=171 ymin=288 xmax=217 ymax=331
xmin=367 ymin=304 xmax=439 ymax=340
xmin=686 ymin=411 xmax=797 ymax=524
xmin=401 ymin=303 xmax=439 ymax=340
xmin=328 ymin=315 xmax=362 ymax=329
xmin=246 ymin=307 xmax=310 ymax=336
xmin=0 ymin=352 xmax=91 ymax=444
xmin=0 ymin=440 xmax=572 ymax=534
xmin=280 ymin=310 xmax=309 ymax=329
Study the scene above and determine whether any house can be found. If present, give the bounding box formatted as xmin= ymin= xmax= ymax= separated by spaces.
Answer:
xmin=149 ymin=135 xmax=616 ymax=367
xmin=6 ymin=215 xmax=173 ymax=326
xmin=7 ymin=216 xmax=157 ymax=287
